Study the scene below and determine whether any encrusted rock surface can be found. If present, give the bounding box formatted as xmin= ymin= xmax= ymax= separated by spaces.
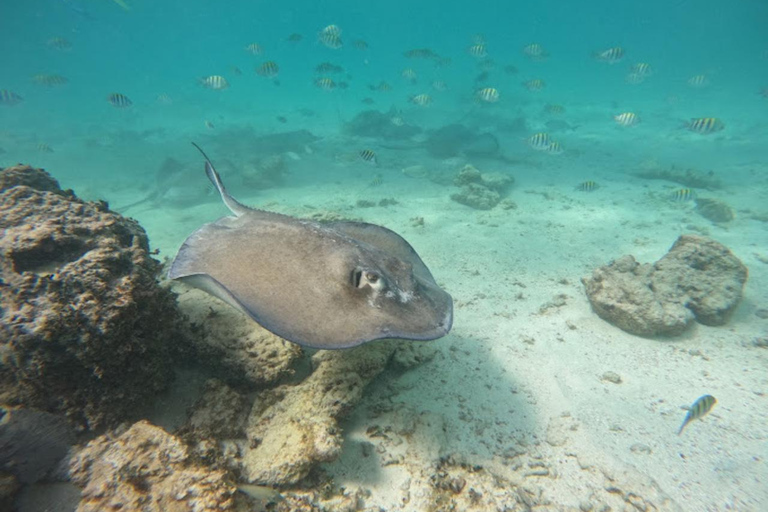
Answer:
xmin=174 ymin=287 xmax=303 ymax=386
xmin=239 ymin=341 xmax=399 ymax=485
xmin=582 ymin=235 xmax=747 ymax=336
xmin=69 ymin=420 xmax=235 ymax=512
xmin=0 ymin=165 xmax=184 ymax=430
xmin=450 ymin=164 xmax=514 ymax=210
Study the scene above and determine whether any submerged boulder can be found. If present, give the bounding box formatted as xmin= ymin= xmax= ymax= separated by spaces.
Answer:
xmin=582 ymin=235 xmax=748 ymax=336
xmin=0 ymin=165 xmax=184 ymax=430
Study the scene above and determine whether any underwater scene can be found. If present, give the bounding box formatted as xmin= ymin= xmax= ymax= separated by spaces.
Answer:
xmin=1 ymin=0 xmax=767 ymax=510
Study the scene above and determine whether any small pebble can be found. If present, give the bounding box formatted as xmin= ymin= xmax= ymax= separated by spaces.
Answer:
xmin=601 ymin=371 xmax=622 ymax=384
xmin=630 ymin=443 xmax=652 ymax=455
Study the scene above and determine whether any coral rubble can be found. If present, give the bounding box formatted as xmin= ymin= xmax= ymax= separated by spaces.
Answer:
xmin=450 ymin=164 xmax=514 ymax=210
xmin=694 ymin=197 xmax=734 ymax=223
xmin=69 ymin=420 xmax=235 ymax=512
xmin=582 ymin=235 xmax=747 ymax=336
xmin=0 ymin=165 xmax=184 ymax=430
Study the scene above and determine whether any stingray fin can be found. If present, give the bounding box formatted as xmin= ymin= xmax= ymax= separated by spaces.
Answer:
xmin=191 ymin=142 xmax=251 ymax=217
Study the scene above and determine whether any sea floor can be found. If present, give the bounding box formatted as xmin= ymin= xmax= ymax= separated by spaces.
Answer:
xmin=6 ymin=107 xmax=768 ymax=510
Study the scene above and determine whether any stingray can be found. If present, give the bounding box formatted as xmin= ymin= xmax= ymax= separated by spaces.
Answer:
xmin=168 ymin=144 xmax=453 ymax=349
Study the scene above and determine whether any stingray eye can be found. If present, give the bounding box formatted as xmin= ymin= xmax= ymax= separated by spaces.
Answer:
xmin=352 ymin=268 xmax=382 ymax=289
xmin=365 ymin=272 xmax=379 ymax=283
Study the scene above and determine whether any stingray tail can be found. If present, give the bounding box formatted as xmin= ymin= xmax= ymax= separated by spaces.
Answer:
xmin=191 ymin=142 xmax=250 ymax=217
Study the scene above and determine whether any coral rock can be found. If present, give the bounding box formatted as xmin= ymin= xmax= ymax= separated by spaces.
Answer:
xmin=694 ymin=198 xmax=734 ymax=223
xmin=0 ymin=165 xmax=183 ymax=430
xmin=582 ymin=235 xmax=747 ymax=336
xmin=240 ymin=342 xmax=398 ymax=485
xmin=69 ymin=420 xmax=235 ymax=512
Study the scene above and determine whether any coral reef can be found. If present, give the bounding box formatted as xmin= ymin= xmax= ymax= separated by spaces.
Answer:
xmin=69 ymin=420 xmax=236 ymax=512
xmin=450 ymin=164 xmax=514 ymax=210
xmin=0 ymin=165 xmax=184 ymax=430
xmin=182 ymin=379 xmax=249 ymax=439
xmin=238 ymin=342 xmax=400 ymax=485
xmin=0 ymin=406 xmax=75 ymax=484
xmin=582 ymin=235 xmax=748 ymax=336
xmin=344 ymin=109 xmax=421 ymax=140
xmin=174 ymin=287 xmax=303 ymax=386
xmin=695 ymin=197 xmax=734 ymax=223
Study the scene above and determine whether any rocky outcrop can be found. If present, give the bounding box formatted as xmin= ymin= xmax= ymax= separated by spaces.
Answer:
xmin=450 ymin=164 xmax=514 ymax=210
xmin=69 ymin=420 xmax=235 ymax=512
xmin=582 ymin=235 xmax=747 ymax=336
xmin=0 ymin=165 xmax=184 ymax=430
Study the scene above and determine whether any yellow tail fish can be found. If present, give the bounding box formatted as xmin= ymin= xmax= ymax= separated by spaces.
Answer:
xmin=678 ymin=395 xmax=716 ymax=435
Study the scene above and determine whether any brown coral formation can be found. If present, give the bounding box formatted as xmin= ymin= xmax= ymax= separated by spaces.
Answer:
xmin=69 ymin=420 xmax=236 ymax=512
xmin=450 ymin=164 xmax=514 ymax=210
xmin=239 ymin=342 xmax=399 ymax=485
xmin=582 ymin=235 xmax=748 ymax=336
xmin=695 ymin=197 xmax=734 ymax=223
xmin=0 ymin=165 xmax=183 ymax=430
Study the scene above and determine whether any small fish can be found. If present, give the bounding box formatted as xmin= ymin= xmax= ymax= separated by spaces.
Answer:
xmin=390 ymin=116 xmax=405 ymax=126
xmin=545 ymin=141 xmax=564 ymax=155
xmin=359 ymin=149 xmax=377 ymax=165
xmin=476 ymin=87 xmax=499 ymax=103
xmin=474 ymin=71 xmax=489 ymax=83
xmin=410 ymin=93 xmax=432 ymax=106
xmin=231 ymin=66 xmax=242 ymax=76
xmin=200 ymin=75 xmax=229 ymax=90
xmin=504 ymin=64 xmax=519 ymax=75
xmin=237 ymin=484 xmax=284 ymax=504
xmin=526 ymin=132 xmax=551 ymax=150
xmin=32 ymin=74 xmax=68 ymax=86
xmin=315 ymin=77 xmax=336 ymax=90
xmin=286 ymin=33 xmax=303 ymax=43
xmin=205 ymin=120 xmax=215 ymax=129
xmin=687 ymin=74 xmax=709 ymax=88
xmin=671 ymin=188 xmax=695 ymax=202
xmin=477 ymin=58 xmax=495 ymax=72
xmin=47 ymin=37 xmax=72 ymax=50
xmin=369 ymin=81 xmax=392 ymax=92
xmin=361 ymin=97 xmax=375 ymax=105
xmin=401 ymin=68 xmax=417 ymax=83
xmin=625 ymin=72 xmax=646 ymax=85
xmin=630 ymin=62 xmax=652 ymax=76
xmin=431 ymin=80 xmax=447 ymax=92
xmin=614 ymin=112 xmax=639 ymax=126
xmin=370 ymin=175 xmax=383 ymax=186
xmin=678 ymin=395 xmax=716 ymax=435
xmin=315 ymin=62 xmax=343 ymax=74
xmin=468 ymin=43 xmax=488 ymax=58
xmin=576 ymin=180 xmax=599 ymax=192
xmin=594 ymin=46 xmax=625 ymax=64
xmin=36 ymin=143 xmax=54 ymax=153
xmin=352 ymin=39 xmax=368 ymax=50
xmin=544 ymin=103 xmax=565 ymax=115
xmin=319 ymin=26 xmax=343 ymax=49
xmin=523 ymin=43 xmax=548 ymax=60
xmin=760 ymin=87 xmax=768 ymax=98
xmin=276 ymin=116 xmax=287 ymax=123
xmin=0 ymin=90 xmax=23 ymax=106
xmin=156 ymin=93 xmax=173 ymax=104
xmin=245 ymin=43 xmax=263 ymax=55
xmin=403 ymin=48 xmax=439 ymax=59
xmin=256 ymin=61 xmax=279 ymax=78
xmin=686 ymin=117 xmax=724 ymax=134
xmin=107 ymin=92 xmax=132 ymax=108
xmin=523 ymin=79 xmax=545 ymax=91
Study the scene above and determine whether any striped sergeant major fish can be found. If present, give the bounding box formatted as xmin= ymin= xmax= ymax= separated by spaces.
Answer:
xmin=671 ymin=188 xmax=695 ymax=202
xmin=678 ymin=394 xmax=716 ymax=435
xmin=107 ymin=92 xmax=132 ymax=108
xmin=576 ymin=180 xmax=598 ymax=192
xmin=686 ymin=117 xmax=724 ymax=134
xmin=359 ymin=149 xmax=377 ymax=165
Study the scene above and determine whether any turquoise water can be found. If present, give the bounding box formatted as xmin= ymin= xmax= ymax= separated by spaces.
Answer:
xmin=3 ymin=1 xmax=768 ymax=510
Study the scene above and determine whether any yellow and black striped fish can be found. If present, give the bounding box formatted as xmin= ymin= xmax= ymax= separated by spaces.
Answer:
xmin=678 ymin=394 xmax=716 ymax=435
xmin=33 ymin=74 xmax=69 ymax=87
xmin=410 ymin=93 xmax=432 ymax=106
xmin=594 ymin=46 xmax=625 ymax=64
xmin=687 ymin=74 xmax=708 ymax=88
xmin=245 ymin=42 xmax=263 ymax=55
xmin=467 ymin=43 xmax=487 ymax=58
xmin=671 ymin=188 xmax=695 ymax=202
xmin=319 ymin=26 xmax=343 ymax=49
xmin=47 ymin=37 xmax=72 ymax=50
xmin=370 ymin=175 xmax=383 ymax=187
xmin=200 ymin=75 xmax=229 ymax=90
xmin=686 ymin=117 xmax=724 ymax=134
xmin=576 ymin=180 xmax=599 ymax=192
xmin=614 ymin=112 xmax=639 ymax=126
xmin=545 ymin=141 xmax=564 ymax=155
xmin=476 ymin=87 xmax=499 ymax=103
xmin=0 ymin=90 xmax=23 ymax=106
xmin=526 ymin=132 xmax=551 ymax=150
xmin=359 ymin=149 xmax=377 ymax=165
xmin=256 ymin=61 xmax=279 ymax=78
xmin=523 ymin=43 xmax=548 ymax=60
xmin=631 ymin=62 xmax=652 ymax=76
xmin=523 ymin=79 xmax=545 ymax=91
xmin=544 ymin=104 xmax=565 ymax=115
xmin=37 ymin=143 xmax=54 ymax=153
xmin=107 ymin=92 xmax=132 ymax=108
xmin=315 ymin=77 xmax=336 ymax=90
